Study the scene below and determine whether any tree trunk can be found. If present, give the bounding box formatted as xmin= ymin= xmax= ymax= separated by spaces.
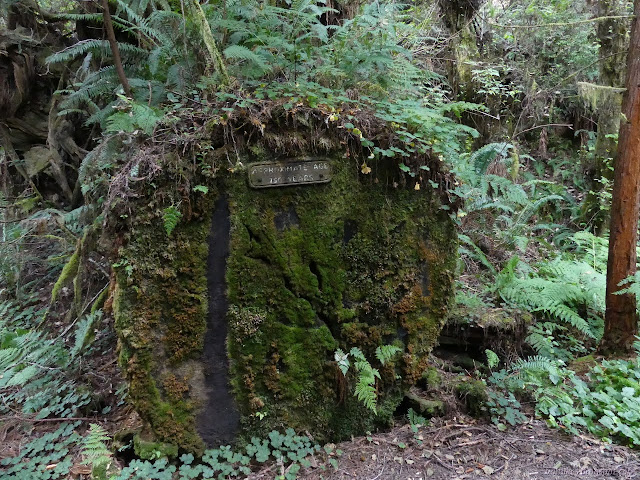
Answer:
xmin=102 ymin=0 xmax=131 ymax=96
xmin=580 ymin=0 xmax=628 ymax=232
xmin=438 ymin=0 xmax=481 ymax=100
xmin=601 ymin=0 xmax=640 ymax=355
xmin=188 ymin=0 xmax=230 ymax=87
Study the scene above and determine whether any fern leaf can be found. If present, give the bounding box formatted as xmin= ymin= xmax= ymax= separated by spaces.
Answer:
xmin=470 ymin=142 xmax=513 ymax=174
xmin=163 ymin=205 xmax=182 ymax=236
xmin=70 ymin=312 xmax=101 ymax=359
xmin=354 ymin=376 xmax=377 ymax=414
xmin=82 ymin=424 xmax=112 ymax=469
xmin=375 ymin=345 xmax=401 ymax=365
xmin=334 ymin=348 xmax=350 ymax=375
xmin=5 ymin=364 xmax=40 ymax=387
xmin=224 ymin=45 xmax=269 ymax=72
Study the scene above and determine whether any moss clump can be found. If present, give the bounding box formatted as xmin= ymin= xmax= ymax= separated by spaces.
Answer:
xmin=51 ymin=242 xmax=80 ymax=302
xmin=568 ymin=355 xmax=597 ymax=376
xmin=133 ymin=434 xmax=179 ymax=460
xmin=417 ymin=366 xmax=442 ymax=390
xmin=455 ymin=377 xmax=488 ymax=418
xmin=405 ymin=392 xmax=446 ymax=417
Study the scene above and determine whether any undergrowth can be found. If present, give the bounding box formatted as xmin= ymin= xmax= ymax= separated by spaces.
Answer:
xmin=483 ymin=349 xmax=640 ymax=447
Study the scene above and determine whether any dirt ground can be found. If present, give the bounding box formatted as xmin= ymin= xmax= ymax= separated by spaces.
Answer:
xmin=250 ymin=417 xmax=640 ymax=480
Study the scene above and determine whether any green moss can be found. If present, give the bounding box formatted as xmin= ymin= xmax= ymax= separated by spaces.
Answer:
xmin=51 ymin=243 xmax=80 ymax=302
xmin=418 ymin=366 xmax=442 ymax=390
xmin=405 ymin=392 xmax=446 ymax=417
xmin=569 ymin=355 xmax=597 ymax=376
xmin=113 ymin=149 xmax=457 ymax=449
xmin=455 ymin=377 xmax=488 ymax=418
xmin=225 ymin=158 xmax=456 ymax=442
xmin=133 ymin=434 xmax=179 ymax=460
xmin=112 ymin=172 xmax=216 ymax=453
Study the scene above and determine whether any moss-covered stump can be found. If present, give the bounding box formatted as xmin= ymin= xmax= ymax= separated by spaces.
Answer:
xmin=112 ymin=152 xmax=457 ymax=452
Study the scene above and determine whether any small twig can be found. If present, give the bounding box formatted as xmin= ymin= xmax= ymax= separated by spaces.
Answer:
xmin=453 ymin=438 xmax=490 ymax=448
xmin=467 ymin=110 xmax=501 ymax=120
xmin=368 ymin=453 xmax=387 ymax=480
xmin=513 ymin=123 xmax=574 ymax=138
xmin=9 ymin=415 xmax=97 ymax=423
xmin=493 ymin=454 xmax=515 ymax=474
xmin=432 ymin=454 xmax=454 ymax=471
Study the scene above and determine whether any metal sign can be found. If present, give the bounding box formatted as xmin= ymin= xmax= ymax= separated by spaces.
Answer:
xmin=248 ymin=159 xmax=332 ymax=188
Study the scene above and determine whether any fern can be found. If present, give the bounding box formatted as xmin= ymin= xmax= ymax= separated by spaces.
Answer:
xmin=354 ymin=367 xmax=379 ymax=414
xmin=71 ymin=311 xmax=102 ymax=359
xmin=46 ymin=39 xmax=147 ymax=65
xmin=0 ymin=300 xmax=97 ymax=419
xmin=162 ymin=204 xmax=182 ymax=236
xmin=223 ymin=45 xmax=270 ymax=75
xmin=470 ymin=142 xmax=514 ymax=174
xmin=335 ymin=345 xmax=402 ymax=414
xmin=496 ymin=253 xmax=604 ymax=345
xmin=81 ymin=424 xmax=113 ymax=474
xmin=526 ymin=322 xmax=569 ymax=358
xmin=375 ymin=345 xmax=401 ymax=365
xmin=106 ymin=101 xmax=163 ymax=135
xmin=334 ymin=348 xmax=350 ymax=375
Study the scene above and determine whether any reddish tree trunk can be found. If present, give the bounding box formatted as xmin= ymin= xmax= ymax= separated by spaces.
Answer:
xmin=601 ymin=0 xmax=640 ymax=354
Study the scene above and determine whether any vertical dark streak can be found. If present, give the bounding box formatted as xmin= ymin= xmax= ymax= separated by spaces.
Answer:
xmin=197 ymin=196 xmax=239 ymax=446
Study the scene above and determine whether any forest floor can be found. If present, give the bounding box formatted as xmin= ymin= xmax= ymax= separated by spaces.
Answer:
xmin=2 ymin=316 xmax=640 ymax=479
xmin=250 ymin=417 xmax=640 ymax=480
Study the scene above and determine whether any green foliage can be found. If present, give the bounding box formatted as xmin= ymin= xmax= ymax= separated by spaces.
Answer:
xmin=454 ymin=145 xmax=572 ymax=258
xmin=106 ymin=98 xmax=164 ymax=135
xmin=162 ymin=204 xmax=182 ymax=236
xmin=335 ymin=345 xmax=401 ymax=414
xmin=485 ymin=388 xmax=527 ymax=430
xmin=469 ymin=142 xmax=514 ymax=175
xmin=192 ymin=185 xmax=208 ymax=194
xmin=110 ymin=428 xmax=321 ymax=480
xmin=47 ymin=1 xmax=198 ymax=128
xmin=485 ymin=349 xmax=499 ymax=369
xmin=0 ymin=300 xmax=103 ymax=419
xmin=475 ymin=348 xmax=640 ymax=448
xmin=484 ymin=0 xmax=599 ymax=90
xmin=498 ymin=256 xmax=604 ymax=341
xmin=0 ymin=422 xmax=82 ymax=480
xmin=82 ymin=424 xmax=113 ymax=480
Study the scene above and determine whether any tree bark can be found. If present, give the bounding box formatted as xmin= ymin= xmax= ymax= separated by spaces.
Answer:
xmin=189 ymin=0 xmax=230 ymax=87
xmin=581 ymin=0 xmax=628 ymax=232
xmin=101 ymin=0 xmax=131 ymax=97
xmin=601 ymin=0 xmax=640 ymax=355
xmin=438 ymin=0 xmax=482 ymax=100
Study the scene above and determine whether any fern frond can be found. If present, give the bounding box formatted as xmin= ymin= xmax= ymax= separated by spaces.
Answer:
xmin=470 ymin=142 xmax=513 ymax=174
xmin=70 ymin=312 xmax=102 ymax=359
xmin=162 ymin=205 xmax=182 ymax=236
xmin=354 ymin=374 xmax=377 ymax=414
xmin=375 ymin=345 xmax=401 ymax=365
xmin=224 ymin=45 xmax=269 ymax=72
xmin=81 ymin=424 xmax=112 ymax=469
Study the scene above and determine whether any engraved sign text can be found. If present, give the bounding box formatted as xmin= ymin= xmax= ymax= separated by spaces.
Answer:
xmin=248 ymin=160 xmax=332 ymax=188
